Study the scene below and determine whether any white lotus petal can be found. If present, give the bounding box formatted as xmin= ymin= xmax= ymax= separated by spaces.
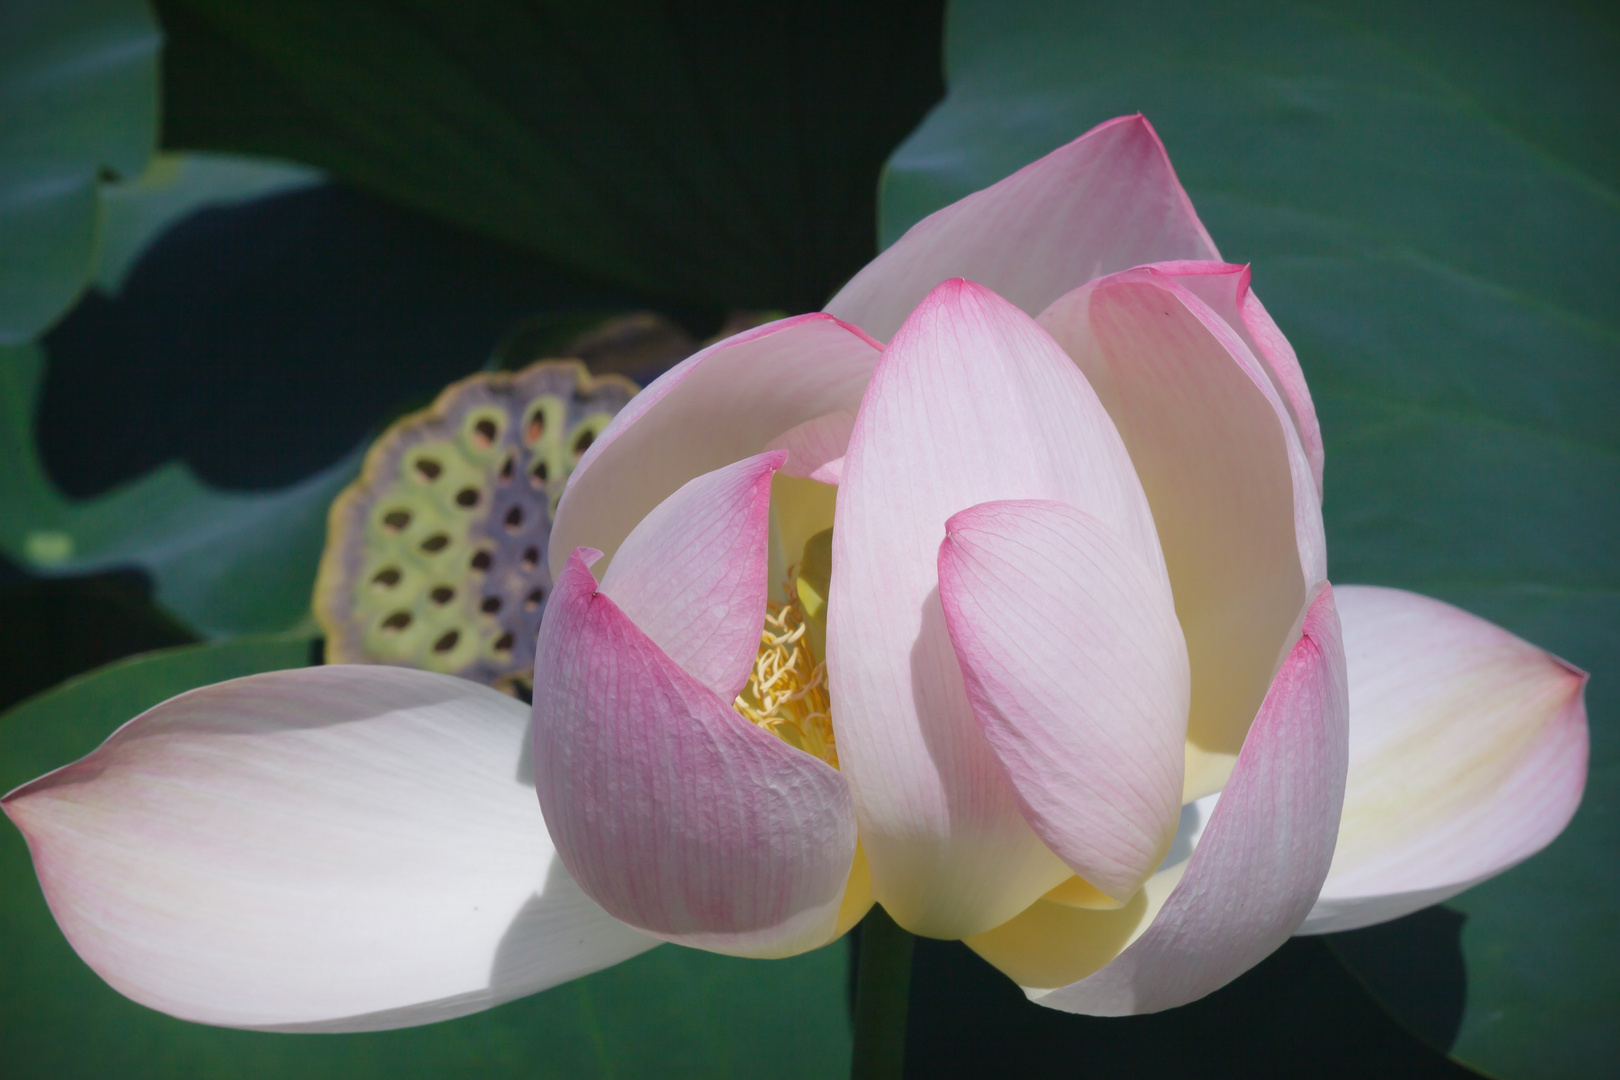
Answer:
xmin=3 ymin=666 xmax=655 ymax=1031
xmin=1299 ymin=586 xmax=1588 ymax=933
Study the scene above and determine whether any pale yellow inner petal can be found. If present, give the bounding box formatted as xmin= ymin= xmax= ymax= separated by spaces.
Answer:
xmin=769 ymin=474 xmax=837 ymax=585
xmin=965 ymin=862 xmax=1187 ymax=990
xmin=1041 ymin=874 xmax=1128 ymax=910
xmin=833 ymin=843 xmax=875 ymax=936
xmin=1330 ymin=636 xmax=1582 ymax=891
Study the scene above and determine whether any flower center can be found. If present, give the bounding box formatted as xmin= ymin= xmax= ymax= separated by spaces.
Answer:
xmin=732 ymin=576 xmax=838 ymax=768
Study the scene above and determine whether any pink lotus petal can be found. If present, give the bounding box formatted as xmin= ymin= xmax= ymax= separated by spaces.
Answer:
xmin=968 ymin=586 xmax=1348 ymax=1012
xmin=1149 ymin=260 xmax=1324 ymax=496
xmin=1299 ymin=586 xmax=1588 ymax=933
xmin=765 ymin=409 xmax=857 ymax=486
xmin=598 ymin=452 xmax=784 ymax=701
xmin=1 ymin=666 xmax=655 ymax=1031
xmin=825 ymin=115 xmax=1218 ymax=342
xmin=550 ymin=314 xmax=881 ymax=579
xmin=1040 ymin=265 xmax=1326 ymax=801
xmin=533 ymin=549 xmax=858 ymax=958
xmin=830 ymin=278 xmax=1164 ymax=938
xmin=939 ymin=499 xmax=1189 ymax=902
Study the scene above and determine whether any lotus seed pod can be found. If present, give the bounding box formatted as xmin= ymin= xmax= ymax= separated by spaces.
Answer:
xmin=314 ymin=360 xmax=636 ymax=696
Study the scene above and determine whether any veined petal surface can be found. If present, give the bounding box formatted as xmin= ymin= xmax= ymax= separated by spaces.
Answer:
xmin=1040 ymin=265 xmax=1325 ymax=800
xmin=938 ymin=500 xmax=1189 ymax=902
xmin=830 ymin=278 xmax=1164 ymax=938
xmin=533 ymin=550 xmax=857 ymax=958
xmin=1300 ymin=586 xmax=1588 ymax=934
xmin=1147 ymin=260 xmax=1324 ymax=496
xmin=765 ymin=410 xmax=857 ymax=486
xmin=598 ymin=451 xmax=784 ymax=701
xmin=824 ymin=114 xmax=1218 ymax=342
xmin=1 ymin=666 xmax=655 ymax=1032
xmin=971 ymin=587 xmax=1348 ymax=1013
xmin=549 ymin=314 xmax=880 ymax=579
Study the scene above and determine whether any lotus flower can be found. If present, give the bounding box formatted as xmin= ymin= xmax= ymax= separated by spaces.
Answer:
xmin=3 ymin=116 xmax=1587 ymax=1030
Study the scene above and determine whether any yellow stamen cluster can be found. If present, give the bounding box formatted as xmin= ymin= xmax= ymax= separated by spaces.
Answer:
xmin=733 ymin=579 xmax=838 ymax=768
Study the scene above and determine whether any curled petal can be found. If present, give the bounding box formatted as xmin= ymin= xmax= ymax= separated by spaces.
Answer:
xmin=831 ymin=278 xmax=1164 ymax=938
xmin=1299 ymin=586 xmax=1588 ymax=934
xmin=826 ymin=114 xmax=1219 ymax=341
xmin=533 ymin=550 xmax=858 ymax=958
xmin=1148 ymin=261 xmax=1324 ymax=496
xmin=972 ymin=587 xmax=1348 ymax=1013
xmin=550 ymin=314 xmax=881 ymax=579
xmin=765 ymin=409 xmax=857 ymax=486
xmin=598 ymin=451 xmax=784 ymax=700
xmin=1040 ymin=265 xmax=1325 ymax=800
xmin=965 ymin=863 xmax=1186 ymax=990
xmin=938 ymin=499 xmax=1189 ymax=902
xmin=1 ymin=666 xmax=655 ymax=1031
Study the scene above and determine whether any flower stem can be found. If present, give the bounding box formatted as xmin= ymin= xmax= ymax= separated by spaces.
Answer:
xmin=850 ymin=906 xmax=914 ymax=1080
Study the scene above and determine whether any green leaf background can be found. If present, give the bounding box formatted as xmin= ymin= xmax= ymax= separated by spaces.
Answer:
xmin=1 ymin=341 xmax=361 ymax=638
xmin=877 ymin=1 xmax=1617 ymax=1076
xmin=0 ymin=0 xmax=159 ymax=343
xmin=1 ymin=0 xmax=338 ymax=639
xmin=153 ymin=0 xmax=946 ymax=314
xmin=94 ymin=150 xmax=323 ymax=294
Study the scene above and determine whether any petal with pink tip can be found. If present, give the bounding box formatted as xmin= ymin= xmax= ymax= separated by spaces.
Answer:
xmin=765 ymin=409 xmax=857 ymax=486
xmin=550 ymin=313 xmax=881 ymax=579
xmin=0 ymin=666 xmax=656 ymax=1032
xmin=1299 ymin=586 xmax=1588 ymax=934
xmin=969 ymin=587 xmax=1348 ymax=1013
xmin=533 ymin=550 xmax=857 ymax=958
xmin=830 ymin=279 xmax=1165 ymax=938
xmin=1147 ymin=261 xmax=1324 ymax=496
xmin=938 ymin=500 xmax=1190 ymax=902
xmin=1040 ymin=266 xmax=1326 ymax=801
xmin=824 ymin=115 xmax=1218 ymax=342
xmin=598 ymin=452 xmax=784 ymax=701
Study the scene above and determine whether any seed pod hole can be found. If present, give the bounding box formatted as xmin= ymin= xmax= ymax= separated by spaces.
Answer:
xmin=472 ymin=418 xmax=499 ymax=448
xmin=481 ymin=596 xmax=503 ymax=614
xmin=430 ymin=586 xmax=455 ymax=605
xmin=455 ymin=487 xmax=480 ymax=508
xmin=383 ymin=509 xmax=411 ymax=532
xmin=371 ymin=567 xmax=402 ymax=588
xmin=433 ymin=630 xmax=460 ymax=653
xmin=413 ymin=458 xmax=442 ymax=482
xmin=521 ymin=546 xmax=539 ymax=571
xmin=420 ymin=533 xmax=450 ymax=553
xmin=470 ymin=549 xmax=494 ymax=572
xmin=381 ymin=611 xmax=412 ymax=632
xmin=525 ymin=587 xmax=545 ymax=611
xmin=504 ymin=506 xmax=523 ymax=532
xmin=493 ymin=632 xmax=515 ymax=653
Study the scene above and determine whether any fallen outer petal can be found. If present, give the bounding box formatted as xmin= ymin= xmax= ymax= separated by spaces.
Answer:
xmin=2 ymin=665 xmax=656 ymax=1031
xmin=1298 ymin=586 xmax=1588 ymax=934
